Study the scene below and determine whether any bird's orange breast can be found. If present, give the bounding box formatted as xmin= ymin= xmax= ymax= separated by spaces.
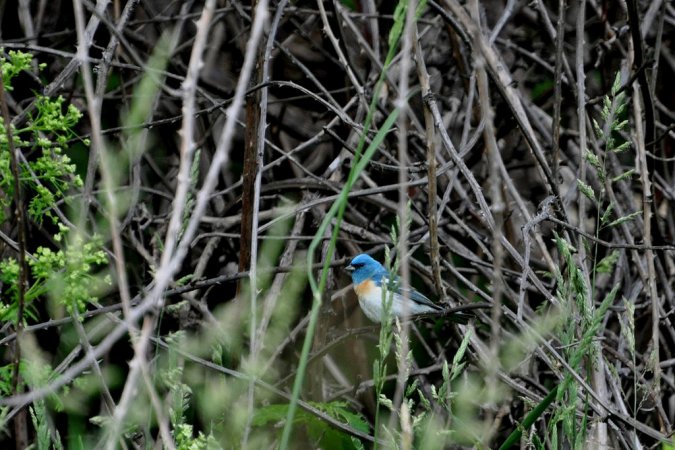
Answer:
xmin=354 ymin=279 xmax=377 ymax=297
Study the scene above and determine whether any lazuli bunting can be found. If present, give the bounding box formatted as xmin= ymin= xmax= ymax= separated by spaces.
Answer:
xmin=345 ymin=253 xmax=443 ymax=323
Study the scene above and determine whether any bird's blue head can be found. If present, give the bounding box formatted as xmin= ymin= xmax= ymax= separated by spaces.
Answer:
xmin=345 ymin=254 xmax=388 ymax=285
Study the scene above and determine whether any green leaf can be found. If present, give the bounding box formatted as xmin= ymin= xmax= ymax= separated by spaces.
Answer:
xmin=596 ymin=250 xmax=619 ymax=274
xmin=339 ymin=0 xmax=357 ymax=10
xmin=576 ymin=179 xmax=596 ymax=203
xmin=584 ymin=150 xmax=602 ymax=172
xmin=611 ymin=140 xmax=631 ymax=153
xmin=388 ymin=1 xmax=407 ymax=50
xmin=498 ymin=386 xmax=559 ymax=450
xmin=612 ymin=119 xmax=629 ymax=131
xmin=252 ymin=403 xmax=290 ymax=426
xmin=584 ymin=150 xmax=605 ymax=182
xmin=602 ymin=96 xmax=611 ymax=120
xmin=1 ymin=50 xmax=33 ymax=90
xmin=606 ymin=210 xmax=642 ymax=228
xmin=611 ymin=169 xmax=635 ymax=183
xmin=378 ymin=395 xmax=394 ymax=411
xmin=531 ymin=79 xmax=554 ymax=100
xmin=619 ymin=297 xmax=635 ymax=355
xmin=254 ymin=402 xmax=368 ymax=450
xmin=600 ymin=203 xmax=614 ymax=225
xmin=610 ymin=72 xmax=622 ymax=96
xmin=451 ymin=328 xmax=472 ymax=381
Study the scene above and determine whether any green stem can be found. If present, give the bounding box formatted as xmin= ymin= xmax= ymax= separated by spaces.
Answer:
xmin=498 ymin=385 xmax=559 ymax=450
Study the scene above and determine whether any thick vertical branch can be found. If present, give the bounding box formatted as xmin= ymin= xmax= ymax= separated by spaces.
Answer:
xmin=0 ymin=61 xmax=29 ymax=450
xmin=238 ymin=0 xmax=266 ymax=284
xmin=625 ymin=0 xmax=656 ymax=162
xmin=242 ymin=1 xmax=282 ymax=445
xmin=625 ymin=1 xmax=663 ymax=425
xmin=414 ymin=30 xmax=446 ymax=301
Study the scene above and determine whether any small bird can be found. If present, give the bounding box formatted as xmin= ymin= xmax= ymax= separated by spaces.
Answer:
xmin=345 ymin=253 xmax=443 ymax=323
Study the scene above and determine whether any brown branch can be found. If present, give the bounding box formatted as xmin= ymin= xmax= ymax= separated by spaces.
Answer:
xmin=0 ymin=49 xmax=29 ymax=450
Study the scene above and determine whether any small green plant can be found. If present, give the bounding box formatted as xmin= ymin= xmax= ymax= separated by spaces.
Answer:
xmin=0 ymin=231 xmax=109 ymax=320
xmin=1 ymin=52 xmax=87 ymax=225
xmin=24 ymin=356 xmax=64 ymax=450
xmin=547 ymin=233 xmax=619 ymax=448
xmin=163 ymin=333 xmax=221 ymax=450
xmin=0 ymin=50 xmax=107 ymax=443
xmin=583 ymin=72 xmax=639 ymax=230
xmin=544 ymin=72 xmax=633 ymax=447
xmin=0 ymin=51 xmax=107 ymax=321
xmin=371 ymin=223 xmax=401 ymax=446
xmin=1 ymin=50 xmax=34 ymax=87
xmin=254 ymin=401 xmax=368 ymax=449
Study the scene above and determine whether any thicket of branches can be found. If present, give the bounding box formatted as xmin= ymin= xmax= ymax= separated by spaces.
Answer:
xmin=0 ymin=0 xmax=674 ymax=448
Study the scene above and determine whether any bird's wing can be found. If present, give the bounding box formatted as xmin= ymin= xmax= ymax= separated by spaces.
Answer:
xmin=379 ymin=275 xmax=442 ymax=311
xmin=401 ymin=287 xmax=442 ymax=310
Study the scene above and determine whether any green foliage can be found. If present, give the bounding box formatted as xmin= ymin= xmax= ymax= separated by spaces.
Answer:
xmin=547 ymin=233 xmax=620 ymax=447
xmin=0 ymin=363 xmax=15 ymax=397
xmin=254 ymin=402 xmax=368 ymax=450
xmin=19 ymin=348 xmax=64 ymax=450
xmin=596 ymin=250 xmax=619 ymax=274
xmin=0 ymin=259 xmax=27 ymax=320
xmin=26 ymin=96 xmax=83 ymax=138
xmin=173 ymin=423 xmax=221 ymax=450
xmin=0 ymin=52 xmax=110 ymax=445
xmin=498 ymin=385 xmax=559 ymax=450
xmin=524 ymin=72 xmax=644 ymax=448
xmin=530 ymin=73 xmax=641 ymax=447
xmin=34 ymin=233 xmax=109 ymax=315
xmin=150 ymin=218 xmax=309 ymax=447
xmin=182 ymin=149 xmax=201 ymax=234
xmin=596 ymin=72 xmax=629 ymax=154
xmin=0 ymin=50 xmax=33 ymax=90
xmin=0 ymin=51 xmax=85 ymax=225
xmin=576 ymin=179 xmax=596 ymax=202
xmin=29 ymin=401 xmax=64 ymax=450
xmin=531 ymin=79 xmax=554 ymax=100
xmin=0 ymin=51 xmax=105 ymax=315
xmin=160 ymin=333 xmax=223 ymax=450
xmin=581 ymin=71 xmax=638 ymax=231
xmin=371 ymin=214 xmax=409 ymax=445
xmin=388 ymin=0 xmax=428 ymax=52
xmin=0 ymin=363 xmax=14 ymax=429
xmin=339 ymin=0 xmax=357 ymax=10
xmin=605 ymin=210 xmax=643 ymax=228
xmin=0 ymin=228 xmax=109 ymax=320
xmin=427 ymin=343 xmax=467 ymax=441
xmin=433 ymin=329 xmax=472 ymax=413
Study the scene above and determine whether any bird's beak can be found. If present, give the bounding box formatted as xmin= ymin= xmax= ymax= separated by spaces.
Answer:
xmin=345 ymin=264 xmax=355 ymax=273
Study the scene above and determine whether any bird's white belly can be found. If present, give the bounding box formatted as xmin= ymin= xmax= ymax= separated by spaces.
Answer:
xmin=358 ymin=287 xmax=386 ymax=322
xmin=358 ymin=285 xmax=437 ymax=322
